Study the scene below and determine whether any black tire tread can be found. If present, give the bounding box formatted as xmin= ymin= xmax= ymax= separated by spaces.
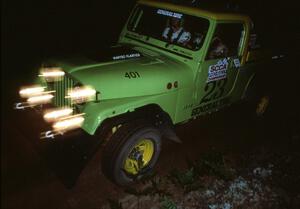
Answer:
xmin=101 ymin=120 xmax=156 ymax=184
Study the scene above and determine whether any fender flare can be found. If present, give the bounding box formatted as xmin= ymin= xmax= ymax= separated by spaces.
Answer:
xmin=94 ymin=104 xmax=181 ymax=143
xmin=242 ymin=73 xmax=257 ymax=100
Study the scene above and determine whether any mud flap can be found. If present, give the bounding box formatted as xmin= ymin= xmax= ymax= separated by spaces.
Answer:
xmin=161 ymin=126 xmax=182 ymax=143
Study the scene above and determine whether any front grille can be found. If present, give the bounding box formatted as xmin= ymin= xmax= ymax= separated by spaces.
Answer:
xmin=47 ymin=74 xmax=75 ymax=107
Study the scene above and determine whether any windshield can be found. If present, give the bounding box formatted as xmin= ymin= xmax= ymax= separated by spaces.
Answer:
xmin=127 ymin=5 xmax=210 ymax=51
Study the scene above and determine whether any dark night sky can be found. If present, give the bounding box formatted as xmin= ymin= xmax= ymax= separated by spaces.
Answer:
xmin=1 ymin=0 xmax=136 ymax=103
xmin=2 ymin=0 xmax=135 ymax=74
xmin=1 ymin=0 xmax=299 ymax=92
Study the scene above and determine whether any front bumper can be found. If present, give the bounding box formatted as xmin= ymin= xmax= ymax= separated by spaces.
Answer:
xmin=14 ymin=102 xmax=86 ymax=139
xmin=14 ymin=106 xmax=102 ymax=188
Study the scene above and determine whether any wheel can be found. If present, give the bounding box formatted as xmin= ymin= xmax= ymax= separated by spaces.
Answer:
xmin=244 ymin=94 xmax=271 ymax=121
xmin=101 ymin=121 xmax=161 ymax=186
xmin=255 ymin=95 xmax=270 ymax=116
xmin=244 ymin=78 xmax=271 ymax=118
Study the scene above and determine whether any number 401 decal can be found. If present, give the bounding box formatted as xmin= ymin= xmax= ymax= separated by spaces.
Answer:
xmin=125 ymin=72 xmax=140 ymax=79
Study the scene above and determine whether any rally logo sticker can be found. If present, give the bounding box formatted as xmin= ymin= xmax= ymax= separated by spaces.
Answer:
xmin=207 ymin=58 xmax=228 ymax=83
xmin=157 ymin=9 xmax=183 ymax=19
xmin=233 ymin=58 xmax=241 ymax=68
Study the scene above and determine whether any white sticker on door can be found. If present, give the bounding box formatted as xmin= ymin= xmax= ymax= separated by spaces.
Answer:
xmin=207 ymin=58 xmax=228 ymax=83
xmin=233 ymin=58 xmax=241 ymax=68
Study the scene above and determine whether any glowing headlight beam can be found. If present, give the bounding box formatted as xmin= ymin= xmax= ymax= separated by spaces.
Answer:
xmin=67 ymin=88 xmax=96 ymax=98
xmin=67 ymin=87 xmax=96 ymax=99
xmin=19 ymin=86 xmax=46 ymax=98
xmin=39 ymin=67 xmax=65 ymax=77
xmin=43 ymin=108 xmax=73 ymax=122
xmin=52 ymin=114 xmax=85 ymax=132
xmin=27 ymin=94 xmax=54 ymax=105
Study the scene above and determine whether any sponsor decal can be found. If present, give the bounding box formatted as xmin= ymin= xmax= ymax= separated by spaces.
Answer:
xmin=191 ymin=98 xmax=229 ymax=116
xmin=183 ymin=103 xmax=193 ymax=110
xmin=157 ymin=9 xmax=183 ymax=19
xmin=233 ymin=58 xmax=241 ymax=68
xmin=207 ymin=59 xmax=228 ymax=83
xmin=112 ymin=53 xmax=141 ymax=60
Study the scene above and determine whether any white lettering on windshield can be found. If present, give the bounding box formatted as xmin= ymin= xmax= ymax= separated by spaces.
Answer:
xmin=157 ymin=9 xmax=183 ymax=19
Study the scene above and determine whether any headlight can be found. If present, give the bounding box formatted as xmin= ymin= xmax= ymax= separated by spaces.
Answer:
xmin=39 ymin=67 xmax=65 ymax=82
xmin=43 ymin=108 xmax=73 ymax=122
xmin=66 ymin=86 xmax=96 ymax=104
xmin=52 ymin=114 xmax=85 ymax=132
xmin=27 ymin=94 xmax=54 ymax=105
xmin=19 ymin=85 xmax=46 ymax=98
xmin=17 ymin=85 xmax=54 ymax=108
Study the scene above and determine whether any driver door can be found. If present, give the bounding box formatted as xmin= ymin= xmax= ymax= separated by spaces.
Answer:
xmin=194 ymin=22 xmax=245 ymax=114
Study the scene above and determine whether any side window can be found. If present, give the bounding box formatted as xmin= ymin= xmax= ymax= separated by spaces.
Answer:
xmin=206 ymin=23 xmax=244 ymax=60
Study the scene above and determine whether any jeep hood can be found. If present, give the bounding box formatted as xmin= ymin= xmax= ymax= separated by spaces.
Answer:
xmin=56 ymin=47 xmax=193 ymax=100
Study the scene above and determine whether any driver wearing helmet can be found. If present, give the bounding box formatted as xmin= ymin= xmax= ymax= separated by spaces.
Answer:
xmin=162 ymin=17 xmax=191 ymax=46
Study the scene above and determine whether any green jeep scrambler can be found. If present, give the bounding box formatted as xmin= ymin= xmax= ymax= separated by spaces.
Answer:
xmin=15 ymin=0 xmax=275 ymax=185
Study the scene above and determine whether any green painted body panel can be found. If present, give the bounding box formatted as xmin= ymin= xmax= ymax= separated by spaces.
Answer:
xmin=63 ymin=52 xmax=192 ymax=100
xmin=81 ymin=92 xmax=178 ymax=135
xmin=36 ymin=0 xmax=261 ymax=136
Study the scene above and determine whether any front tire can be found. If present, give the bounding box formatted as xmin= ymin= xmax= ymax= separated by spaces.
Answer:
xmin=101 ymin=121 xmax=161 ymax=186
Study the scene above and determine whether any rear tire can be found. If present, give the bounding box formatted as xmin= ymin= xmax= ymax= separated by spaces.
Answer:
xmin=244 ymin=78 xmax=271 ymax=118
xmin=254 ymin=95 xmax=270 ymax=117
xmin=101 ymin=121 xmax=161 ymax=186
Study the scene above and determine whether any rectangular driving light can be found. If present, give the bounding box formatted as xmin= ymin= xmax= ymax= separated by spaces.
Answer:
xmin=39 ymin=67 xmax=65 ymax=81
xmin=66 ymin=86 xmax=96 ymax=104
xmin=19 ymin=85 xmax=46 ymax=98
xmin=52 ymin=114 xmax=85 ymax=132
xmin=27 ymin=94 xmax=54 ymax=105
xmin=43 ymin=108 xmax=73 ymax=122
